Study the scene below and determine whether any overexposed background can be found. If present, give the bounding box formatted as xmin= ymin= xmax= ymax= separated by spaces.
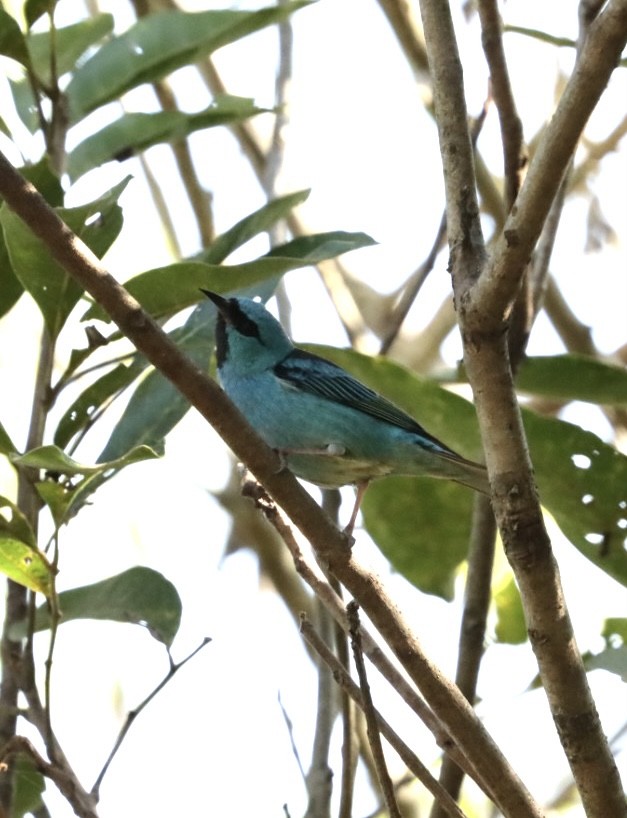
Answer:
xmin=0 ymin=1 xmax=625 ymax=816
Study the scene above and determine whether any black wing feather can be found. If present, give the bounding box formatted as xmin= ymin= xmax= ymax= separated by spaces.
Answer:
xmin=274 ymin=349 xmax=452 ymax=452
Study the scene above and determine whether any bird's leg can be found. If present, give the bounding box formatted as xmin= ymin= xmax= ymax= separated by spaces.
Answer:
xmin=344 ymin=480 xmax=369 ymax=537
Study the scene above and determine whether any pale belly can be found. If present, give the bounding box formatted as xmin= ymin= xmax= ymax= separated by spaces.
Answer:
xmin=222 ymin=370 xmax=408 ymax=487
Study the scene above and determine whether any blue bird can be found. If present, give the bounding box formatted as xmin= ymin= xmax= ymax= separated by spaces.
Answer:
xmin=202 ymin=290 xmax=489 ymax=533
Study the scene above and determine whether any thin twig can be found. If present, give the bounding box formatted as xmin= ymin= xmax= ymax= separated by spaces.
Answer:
xmin=380 ymin=98 xmax=490 ymax=356
xmin=321 ymin=491 xmax=358 ymax=818
xmin=468 ymin=0 xmax=627 ymax=324
xmin=419 ymin=0 xmax=627 ymax=814
xmin=43 ymin=532 xmax=61 ymax=754
xmin=347 ymin=602 xmax=402 ymax=818
xmin=429 ymin=498 xmax=496 ymax=818
xmin=278 ymin=692 xmax=307 ymax=782
xmin=477 ymin=0 xmax=525 ymax=210
xmin=91 ymin=637 xmax=211 ymax=798
xmin=379 ymin=212 xmax=447 ymax=356
xmin=0 ymin=325 xmax=54 ymax=810
xmin=0 ymin=154 xmax=544 ymax=818
xmin=138 ymin=154 xmax=183 ymax=259
xmin=240 ymin=479 xmax=501 ymax=813
xmin=301 ymin=617 xmax=469 ymax=818
xmin=304 ymin=598 xmax=335 ymax=818
xmin=130 ymin=0 xmax=214 ymax=247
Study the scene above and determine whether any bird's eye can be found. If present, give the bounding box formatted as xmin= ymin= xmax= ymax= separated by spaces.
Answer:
xmin=230 ymin=303 xmax=262 ymax=341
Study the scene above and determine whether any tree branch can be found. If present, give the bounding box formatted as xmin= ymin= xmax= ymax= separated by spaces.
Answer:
xmin=429 ymin=497 xmax=496 ymax=818
xmin=0 ymin=737 xmax=98 ymax=818
xmin=347 ymin=602 xmax=402 ymax=818
xmin=468 ymin=0 xmax=627 ymax=325
xmin=417 ymin=0 xmax=627 ymax=815
xmin=0 ymin=152 xmax=543 ymax=818
xmin=477 ymin=0 xmax=525 ymax=209
xmin=301 ymin=617 xmax=469 ymax=818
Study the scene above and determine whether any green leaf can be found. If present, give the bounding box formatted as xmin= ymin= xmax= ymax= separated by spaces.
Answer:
xmin=27 ymin=14 xmax=114 ymax=85
xmin=203 ymin=190 xmax=310 ymax=264
xmin=0 ymin=231 xmax=22 ymax=318
xmin=523 ymin=409 xmax=627 ymax=588
xmin=586 ymin=645 xmax=627 ymax=681
xmin=308 ymin=348 xmax=483 ymax=599
xmin=494 ymin=575 xmax=527 ymax=644
xmin=54 ymin=358 xmax=146 ymax=450
xmin=7 ymin=76 xmax=39 ymax=134
xmin=84 ymin=231 xmax=376 ymax=322
xmin=516 ymin=355 xmax=627 ymax=405
xmin=68 ymin=95 xmax=270 ymax=181
xmin=0 ymin=421 xmax=17 ymax=455
xmin=13 ymin=444 xmax=160 ymax=527
xmin=0 ymin=496 xmax=37 ymax=548
xmin=363 ymin=477 xmax=474 ymax=599
xmin=0 ymin=177 xmax=128 ymax=338
xmin=268 ymin=231 xmax=377 ymax=262
xmin=0 ymin=537 xmax=52 ymax=595
xmin=24 ymin=0 xmax=57 ymax=28
xmin=10 ymin=753 xmax=46 ymax=818
xmin=21 ymin=157 xmax=65 ymax=206
xmin=0 ymin=160 xmax=64 ymax=318
xmin=66 ymin=3 xmax=310 ymax=121
xmin=311 ymin=347 xmax=484 ymax=458
xmin=12 ymin=443 xmax=156 ymax=475
xmin=602 ymin=617 xmax=627 ymax=644
xmin=32 ymin=567 xmax=182 ymax=646
xmin=308 ymin=348 xmax=627 ymax=590
xmin=98 ymin=301 xmax=216 ymax=461
xmin=0 ymin=8 xmax=29 ymax=66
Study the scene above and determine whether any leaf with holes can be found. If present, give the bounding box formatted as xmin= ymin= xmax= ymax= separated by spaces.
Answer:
xmin=0 ymin=538 xmax=52 ymax=595
xmin=309 ymin=348 xmax=627 ymax=593
xmin=524 ymin=409 xmax=627 ymax=588
xmin=0 ymin=496 xmax=36 ymax=548
xmin=54 ymin=357 xmax=146 ymax=450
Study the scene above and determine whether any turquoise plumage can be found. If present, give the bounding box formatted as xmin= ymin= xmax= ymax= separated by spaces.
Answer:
xmin=203 ymin=290 xmax=489 ymax=532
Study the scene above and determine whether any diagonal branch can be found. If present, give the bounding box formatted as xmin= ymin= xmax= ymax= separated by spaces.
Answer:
xmin=0 ymin=153 xmax=544 ymax=818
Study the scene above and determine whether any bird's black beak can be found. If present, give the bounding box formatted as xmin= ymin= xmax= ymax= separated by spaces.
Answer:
xmin=200 ymin=289 xmax=227 ymax=312
xmin=200 ymin=289 xmax=238 ymax=325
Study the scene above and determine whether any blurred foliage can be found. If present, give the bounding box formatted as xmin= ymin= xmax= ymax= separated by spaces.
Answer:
xmin=0 ymin=1 xmax=624 ymax=815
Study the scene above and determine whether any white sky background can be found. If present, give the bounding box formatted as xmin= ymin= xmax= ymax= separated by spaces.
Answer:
xmin=0 ymin=0 xmax=626 ymax=816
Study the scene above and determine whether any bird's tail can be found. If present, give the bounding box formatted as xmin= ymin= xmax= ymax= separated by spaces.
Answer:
xmin=436 ymin=451 xmax=490 ymax=495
